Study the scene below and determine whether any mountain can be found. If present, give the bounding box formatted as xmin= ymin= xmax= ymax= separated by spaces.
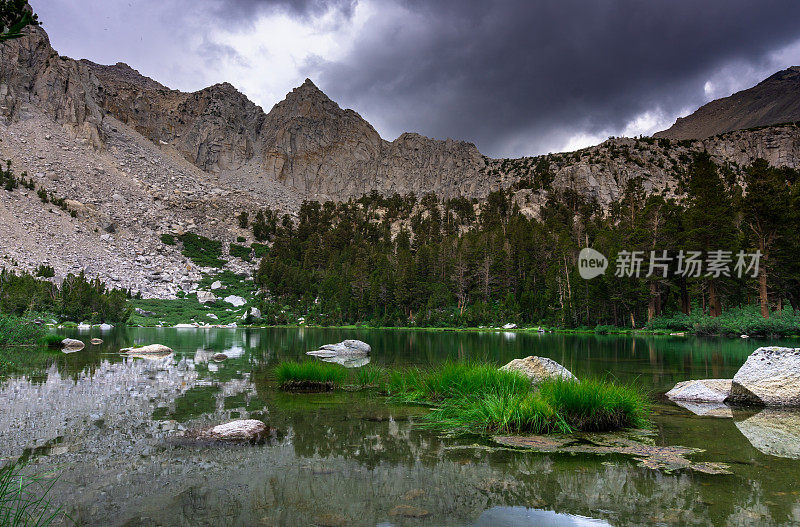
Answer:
xmin=1 ymin=25 xmax=800 ymax=298
xmin=656 ymin=66 xmax=800 ymax=139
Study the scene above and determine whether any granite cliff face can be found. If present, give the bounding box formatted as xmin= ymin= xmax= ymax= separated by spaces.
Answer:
xmin=657 ymin=66 xmax=800 ymax=140
xmin=3 ymin=25 xmax=800 ymax=208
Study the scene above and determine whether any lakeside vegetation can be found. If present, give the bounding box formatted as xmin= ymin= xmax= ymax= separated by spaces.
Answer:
xmin=247 ymin=154 xmax=800 ymax=330
xmin=0 ymin=462 xmax=64 ymax=527
xmin=274 ymin=361 xmax=649 ymax=435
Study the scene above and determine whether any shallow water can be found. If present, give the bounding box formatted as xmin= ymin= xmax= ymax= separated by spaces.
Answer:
xmin=2 ymin=328 xmax=800 ymax=526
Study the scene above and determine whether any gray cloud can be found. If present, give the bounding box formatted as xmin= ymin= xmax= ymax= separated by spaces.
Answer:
xmin=31 ymin=0 xmax=800 ymax=158
xmin=311 ymin=0 xmax=800 ymax=156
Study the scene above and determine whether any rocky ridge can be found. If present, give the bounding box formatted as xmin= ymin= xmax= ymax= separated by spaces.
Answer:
xmin=2 ymin=26 xmax=800 ymax=296
xmin=657 ymin=66 xmax=800 ymax=139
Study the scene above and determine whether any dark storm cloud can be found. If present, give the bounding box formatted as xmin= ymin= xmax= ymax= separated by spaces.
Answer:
xmin=312 ymin=0 xmax=800 ymax=156
xmin=208 ymin=0 xmax=357 ymax=20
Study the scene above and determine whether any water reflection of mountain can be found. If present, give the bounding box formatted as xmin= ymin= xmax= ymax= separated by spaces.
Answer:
xmin=2 ymin=328 xmax=800 ymax=525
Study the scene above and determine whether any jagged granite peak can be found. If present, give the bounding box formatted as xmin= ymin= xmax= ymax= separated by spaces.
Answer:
xmin=656 ymin=65 xmax=800 ymax=140
xmin=3 ymin=24 xmax=800 ymax=208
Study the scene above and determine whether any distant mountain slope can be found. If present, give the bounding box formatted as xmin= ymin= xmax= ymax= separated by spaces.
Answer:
xmin=656 ymin=66 xmax=800 ymax=139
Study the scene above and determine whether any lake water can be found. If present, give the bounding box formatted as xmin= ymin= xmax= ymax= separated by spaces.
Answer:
xmin=2 ymin=328 xmax=800 ymax=526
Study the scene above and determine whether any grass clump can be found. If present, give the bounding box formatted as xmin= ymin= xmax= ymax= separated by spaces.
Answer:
xmin=387 ymin=362 xmax=530 ymax=402
xmin=229 ymin=243 xmax=252 ymax=261
xmin=425 ymin=378 xmax=648 ymax=435
xmin=275 ymin=361 xmax=348 ymax=391
xmin=387 ymin=362 xmax=649 ymax=435
xmin=0 ymin=462 xmax=66 ymax=526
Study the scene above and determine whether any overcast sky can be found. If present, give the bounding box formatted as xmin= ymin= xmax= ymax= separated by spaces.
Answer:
xmin=34 ymin=0 xmax=800 ymax=157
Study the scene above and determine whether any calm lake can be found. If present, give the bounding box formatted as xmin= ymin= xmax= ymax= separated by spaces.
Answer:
xmin=2 ymin=328 xmax=800 ymax=526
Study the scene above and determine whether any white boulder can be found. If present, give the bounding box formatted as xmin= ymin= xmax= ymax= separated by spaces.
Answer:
xmin=728 ymin=347 xmax=800 ymax=407
xmin=224 ymin=295 xmax=246 ymax=307
xmin=500 ymin=356 xmax=577 ymax=384
xmin=197 ymin=291 xmax=216 ymax=304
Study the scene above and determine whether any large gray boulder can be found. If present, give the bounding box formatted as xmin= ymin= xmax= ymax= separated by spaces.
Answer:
xmin=734 ymin=409 xmax=800 ymax=459
xmin=727 ymin=347 xmax=800 ymax=407
xmin=666 ymin=379 xmax=732 ymax=403
xmin=307 ymin=339 xmax=371 ymax=358
xmin=500 ymin=356 xmax=576 ymax=384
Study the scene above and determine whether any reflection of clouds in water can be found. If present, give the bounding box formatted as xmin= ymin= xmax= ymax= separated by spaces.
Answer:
xmin=470 ymin=507 xmax=610 ymax=526
xmin=223 ymin=345 xmax=245 ymax=359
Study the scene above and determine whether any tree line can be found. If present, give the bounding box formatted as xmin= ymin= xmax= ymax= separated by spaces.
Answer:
xmin=251 ymin=152 xmax=800 ymax=329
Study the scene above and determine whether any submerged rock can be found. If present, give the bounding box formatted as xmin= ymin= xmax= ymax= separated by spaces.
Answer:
xmin=191 ymin=419 xmax=272 ymax=443
xmin=307 ymin=339 xmax=371 ymax=358
xmin=500 ymin=356 xmax=576 ymax=384
xmin=670 ymin=399 xmax=733 ymax=418
xmin=389 ymin=505 xmax=431 ymax=519
xmin=734 ymin=408 xmax=800 ymax=459
xmin=61 ymin=338 xmax=85 ymax=351
xmin=727 ymin=346 xmax=800 ymax=407
xmin=120 ymin=344 xmax=174 ymax=354
xmin=493 ymin=433 xmax=730 ymax=474
xmin=666 ymin=379 xmax=732 ymax=403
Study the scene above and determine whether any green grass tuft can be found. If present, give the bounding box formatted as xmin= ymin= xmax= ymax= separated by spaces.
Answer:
xmin=0 ymin=462 xmax=65 ymax=526
xmin=387 ymin=361 xmax=529 ymax=402
xmin=274 ymin=361 xmax=348 ymax=386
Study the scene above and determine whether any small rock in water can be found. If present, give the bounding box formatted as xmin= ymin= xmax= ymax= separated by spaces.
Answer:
xmin=61 ymin=338 xmax=85 ymax=351
xmin=212 ymin=353 xmax=228 ymax=362
xmin=191 ymin=419 xmax=271 ymax=443
xmin=120 ymin=344 xmax=174 ymax=354
xmin=307 ymin=339 xmax=371 ymax=358
xmin=90 ymin=338 xmax=103 ymax=345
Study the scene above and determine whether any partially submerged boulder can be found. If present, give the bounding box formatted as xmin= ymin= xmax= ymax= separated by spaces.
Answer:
xmin=120 ymin=344 xmax=174 ymax=354
xmin=61 ymin=338 xmax=84 ymax=351
xmin=307 ymin=339 xmax=371 ymax=358
xmin=666 ymin=379 xmax=732 ymax=403
xmin=90 ymin=338 xmax=103 ymax=345
xmin=191 ymin=419 xmax=272 ymax=443
xmin=212 ymin=353 xmax=228 ymax=362
xmin=727 ymin=347 xmax=800 ymax=407
xmin=500 ymin=356 xmax=576 ymax=384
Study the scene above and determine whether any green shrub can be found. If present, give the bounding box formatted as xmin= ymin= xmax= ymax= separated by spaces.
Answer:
xmin=35 ymin=265 xmax=55 ymax=278
xmin=229 ymin=243 xmax=252 ymax=261
xmin=160 ymin=233 xmax=176 ymax=245
xmin=0 ymin=314 xmax=45 ymax=346
xmin=251 ymin=243 xmax=269 ymax=258
xmin=178 ymin=233 xmax=226 ymax=268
